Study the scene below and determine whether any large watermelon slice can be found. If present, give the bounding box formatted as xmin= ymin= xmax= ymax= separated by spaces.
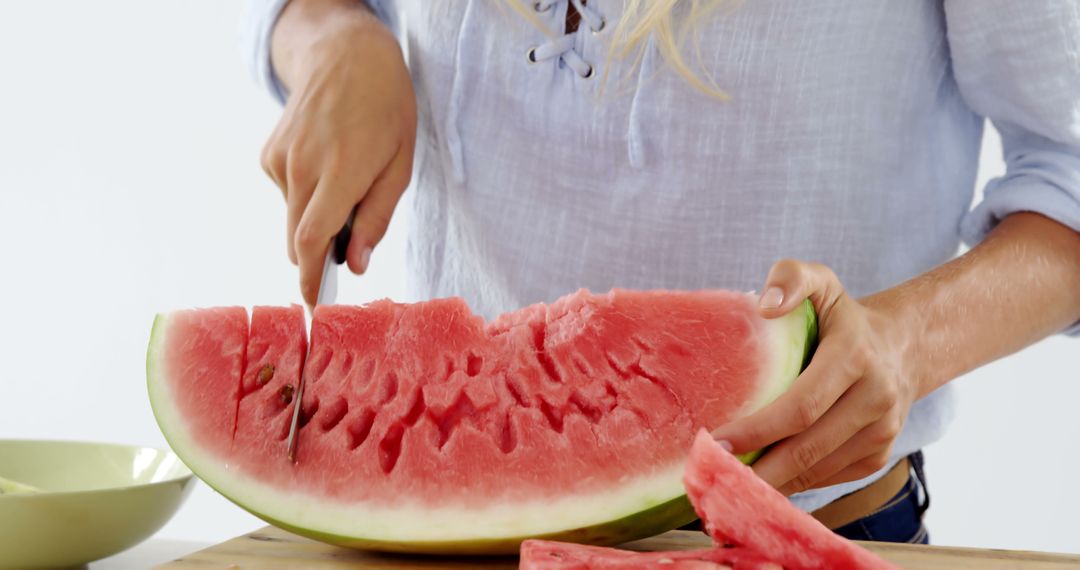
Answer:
xmin=147 ymin=289 xmax=816 ymax=554
xmin=683 ymin=430 xmax=898 ymax=570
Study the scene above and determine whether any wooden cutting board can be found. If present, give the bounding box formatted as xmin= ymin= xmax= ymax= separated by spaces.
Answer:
xmin=156 ymin=526 xmax=1080 ymax=569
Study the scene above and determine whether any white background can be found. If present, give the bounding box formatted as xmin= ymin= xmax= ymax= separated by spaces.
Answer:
xmin=1 ymin=0 xmax=1077 ymax=557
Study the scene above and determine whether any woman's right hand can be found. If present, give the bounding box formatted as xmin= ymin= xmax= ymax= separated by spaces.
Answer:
xmin=261 ymin=0 xmax=417 ymax=307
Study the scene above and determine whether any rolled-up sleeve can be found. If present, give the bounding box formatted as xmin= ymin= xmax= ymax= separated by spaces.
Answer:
xmin=946 ymin=0 xmax=1080 ymax=335
xmin=241 ymin=0 xmax=400 ymax=105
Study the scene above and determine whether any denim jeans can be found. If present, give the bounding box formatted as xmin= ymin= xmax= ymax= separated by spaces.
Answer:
xmin=832 ymin=451 xmax=930 ymax=544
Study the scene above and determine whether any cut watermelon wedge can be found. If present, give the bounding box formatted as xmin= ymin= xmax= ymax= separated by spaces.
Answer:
xmin=147 ymin=289 xmax=816 ymax=553
xmin=683 ymin=430 xmax=899 ymax=570
xmin=518 ymin=431 xmax=900 ymax=569
xmin=520 ymin=539 xmax=783 ymax=569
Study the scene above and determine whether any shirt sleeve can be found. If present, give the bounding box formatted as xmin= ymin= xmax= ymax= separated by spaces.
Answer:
xmin=240 ymin=0 xmax=400 ymax=105
xmin=946 ymin=0 xmax=1080 ymax=336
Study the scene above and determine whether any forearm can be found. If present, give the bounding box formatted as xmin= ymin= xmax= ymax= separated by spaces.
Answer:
xmin=865 ymin=212 xmax=1080 ymax=398
xmin=270 ymin=0 xmax=378 ymax=91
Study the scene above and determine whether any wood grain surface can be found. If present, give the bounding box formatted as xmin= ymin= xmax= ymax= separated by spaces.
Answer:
xmin=155 ymin=526 xmax=1080 ymax=569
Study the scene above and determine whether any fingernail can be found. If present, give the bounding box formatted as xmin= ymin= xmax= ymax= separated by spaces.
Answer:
xmin=359 ymin=246 xmax=372 ymax=274
xmin=717 ymin=440 xmax=734 ymax=453
xmin=759 ymin=287 xmax=784 ymax=309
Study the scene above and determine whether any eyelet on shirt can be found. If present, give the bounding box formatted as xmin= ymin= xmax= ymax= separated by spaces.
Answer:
xmin=523 ymin=0 xmax=604 ymax=79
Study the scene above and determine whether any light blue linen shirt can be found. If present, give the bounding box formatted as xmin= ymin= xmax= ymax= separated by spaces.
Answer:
xmin=244 ymin=0 xmax=1080 ymax=512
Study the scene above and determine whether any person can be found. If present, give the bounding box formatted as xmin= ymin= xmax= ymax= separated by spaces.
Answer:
xmin=243 ymin=0 xmax=1080 ymax=544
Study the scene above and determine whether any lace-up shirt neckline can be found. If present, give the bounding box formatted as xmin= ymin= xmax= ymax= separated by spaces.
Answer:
xmin=528 ymin=0 xmax=606 ymax=79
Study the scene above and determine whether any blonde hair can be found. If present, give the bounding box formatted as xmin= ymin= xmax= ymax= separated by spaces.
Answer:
xmin=504 ymin=0 xmax=733 ymax=100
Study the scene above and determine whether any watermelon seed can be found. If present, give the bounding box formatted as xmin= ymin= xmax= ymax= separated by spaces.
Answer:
xmin=257 ymin=364 xmax=275 ymax=386
xmin=278 ymin=384 xmax=295 ymax=406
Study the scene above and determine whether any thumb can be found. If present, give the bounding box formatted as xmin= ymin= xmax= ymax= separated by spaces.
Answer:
xmin=758 ymin=259 xmax=846 ymax=319
xmin=345 ymin=154 xmax=411 ymax=275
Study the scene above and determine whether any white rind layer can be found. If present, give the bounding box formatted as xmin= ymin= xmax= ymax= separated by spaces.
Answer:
xmin=747 ymin=299 xmax=814 ymax=415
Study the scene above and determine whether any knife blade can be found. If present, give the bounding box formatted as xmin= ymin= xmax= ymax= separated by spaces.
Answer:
xmin=286 ymin=210 xmax=355 ymax=462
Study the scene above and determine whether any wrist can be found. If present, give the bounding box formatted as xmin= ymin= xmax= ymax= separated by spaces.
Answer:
xmin=859 ymin=288 xmax=931 ymax=400
xmin=271 ymin=0 xmax=386 ymax=91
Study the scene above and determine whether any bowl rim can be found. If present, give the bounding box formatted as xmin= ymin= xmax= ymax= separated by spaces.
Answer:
xmin=0 ymin=438 xmax=195 ymax=498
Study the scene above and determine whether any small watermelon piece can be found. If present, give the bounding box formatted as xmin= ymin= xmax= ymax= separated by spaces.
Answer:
xmin=683 ymin=430 xmax=899 ymax=570
xmin=520 ymin=539 xmax=783 ymax=569
xmin=147 ymin=289 xmax=817 ymax=554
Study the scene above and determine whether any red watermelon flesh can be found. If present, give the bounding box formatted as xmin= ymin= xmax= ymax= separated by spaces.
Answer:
xmin=156 ymin=306 xmax=248 ymax=459
xmin=520 ymin=539 xmax=783 ymax=569
xmin=233 ymin=305 xmax=307 ymax=464
xmin=683 ymin=430 xmax=898 ymax=570
xmin=147 ymin=289 xmax=816 ymax=553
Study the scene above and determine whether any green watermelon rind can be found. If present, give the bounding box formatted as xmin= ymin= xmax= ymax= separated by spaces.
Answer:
xmin=146 ymin=299 xmax=817 ymax=554
xmin=800 ymin=298 xmax=820 ymax=370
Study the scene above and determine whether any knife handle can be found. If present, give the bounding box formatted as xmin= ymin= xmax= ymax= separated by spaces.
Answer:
xmin=331 ymin=205 xmax=357 ymax=265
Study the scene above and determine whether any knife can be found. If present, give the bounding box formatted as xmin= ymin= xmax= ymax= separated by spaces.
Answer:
xmin=286 ymin=211 xmax=354 ymax=462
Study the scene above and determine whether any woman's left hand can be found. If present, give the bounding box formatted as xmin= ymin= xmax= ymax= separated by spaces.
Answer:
xmin=710 ymin=259 xmax=922 ymax=496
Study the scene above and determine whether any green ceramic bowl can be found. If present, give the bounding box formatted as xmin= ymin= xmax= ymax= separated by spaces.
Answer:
xmin=0 ymin=440 xmax=195 ymax=569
